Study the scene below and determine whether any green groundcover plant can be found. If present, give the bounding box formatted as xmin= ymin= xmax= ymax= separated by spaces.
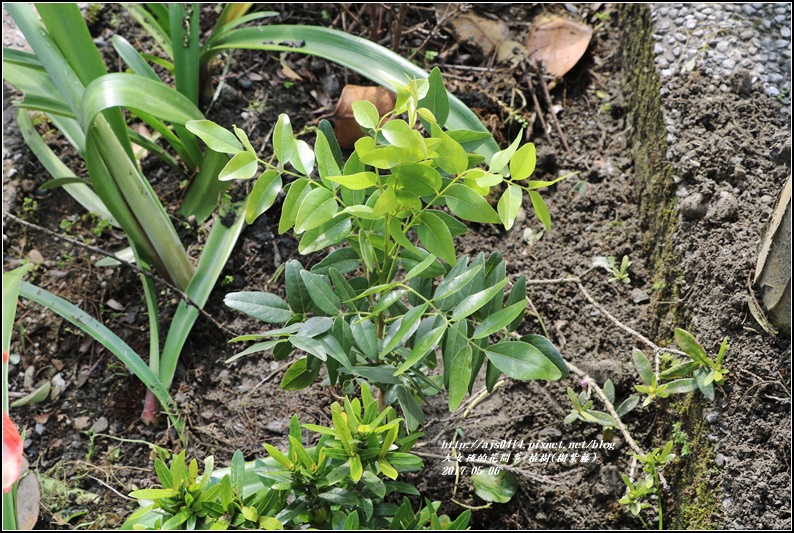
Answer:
xmin=189 ymin=68 xmax=569 ymax=428
xmin=123 ymin=383 xmax=471 ymax=530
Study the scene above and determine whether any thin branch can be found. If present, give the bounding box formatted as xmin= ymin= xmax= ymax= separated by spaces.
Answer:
xmin=532 ymin=60 xmax=572 ymax=156
xmin=3 ymin=212 xmax=234 ymax=336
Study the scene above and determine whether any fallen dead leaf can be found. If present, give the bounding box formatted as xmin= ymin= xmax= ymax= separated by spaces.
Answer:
xmin=525 ymin=14 xmax=593 ymax=78
xmin=106 ymin=298 xmax=125 ymax=311
xmin=33 ymin=413 xmax=50 ymax=425
xmin=74 ymin=416 xmax=91 ymax=430
xmin=16 ymin=472 xmax=40 ymax=529
xmin=51 ymin=359 xmax=64 ymax=371
xmin=445 ymin=9 xmax=509 ymax=58
xmin=332 ymin=85 xmax=395 ymax=149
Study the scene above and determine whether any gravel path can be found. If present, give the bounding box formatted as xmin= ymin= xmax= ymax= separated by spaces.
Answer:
xmin=651 ymin=3 xmax=791 ymax=101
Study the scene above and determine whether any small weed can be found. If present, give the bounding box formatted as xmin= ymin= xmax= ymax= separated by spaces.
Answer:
xmin=609 ymin=255 xmax=632 ymax=284
xmin=220 ymin=275 xmax=234 ymax=287
xmin=672 ymin=422 xmax=690 ymax=457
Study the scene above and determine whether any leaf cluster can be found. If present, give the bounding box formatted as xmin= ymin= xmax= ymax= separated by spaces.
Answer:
xmin=125 ymin=386 xmax=470 ymax=530
xmin=197 ymin=69 xmax=569 ymax=427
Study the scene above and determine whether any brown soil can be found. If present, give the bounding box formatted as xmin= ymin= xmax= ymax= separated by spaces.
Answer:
xmin=2 ymin=3 xmax=790 ymax=530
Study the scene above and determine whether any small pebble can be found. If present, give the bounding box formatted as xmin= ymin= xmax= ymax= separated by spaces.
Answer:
xmin=680 ymin=192 xmax=707 ymax=220
xmin=631 ymin=289 xmax=650 ymax=305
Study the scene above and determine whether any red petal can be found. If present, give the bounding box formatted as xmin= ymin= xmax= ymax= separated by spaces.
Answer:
xmin=3 ymin=410 xmax=23 ymax=493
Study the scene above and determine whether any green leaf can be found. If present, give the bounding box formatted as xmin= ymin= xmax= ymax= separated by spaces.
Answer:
xmin=528 ymin=190 xmax=552 ymax=231
xmin=281 ymin=358 xmax=320 ymax=390
xmin=315 ymin=129 xmax=341 ymax=179
xmin=659 ymin=361 xmax=700 ymax=380
xmin=372 ymin=185 xmax=398 ymax=216
xmin=325 ymin=171 xmax=378 ymax=190
xmin=393 ymin=164 xmax=442 ymax=195
xmin=497 ymin=184 xmax=523 ymax=231
xmin=509 ymin=143 xmax=536 ymax=181
xmin=291 ymin=139 xmax=315 ymax=176
xmin=395 ymin=386 xmax=424 ymax=430
xmin=432 ymin=124 xmax=468 ymax=175
xmin=404 ymin=254 xmax=438 ymax=281
xmin=298 ymin=215 xmax=352 ymax=254
xmin=294 ymin=187 xmax=337 ymax=233
xmin=448 ymin=346 xmax=472 ymax=411
xmin=632 ymin=349 xmax=654 ymax=386
xmin=231 ymin=449 xmax=245 ymax=496
xmin=417 ymin=67 xmax=449 ymax=126
xmin=445 ymin=184 xmax=500 ymax=224
xmin=471 ymin=470 xmax=518 ymax=503
xmin=349 ymin=454 xmax=363 ymax=482
xmin=352 ymin=100 xmax=380 ymax=130
xmin=520 ymin=334 xmax=568 ymax=378
xmin=381 ymin=120 xmax=417 ymax=148
xmin=504 ymin=276 xmax=527 ymax=332
xmin=489 ymin=130 xmax=522 ymax=175
xmin=299 ymin=270 xmax=341 ymax=315
xmin=615 ymin=396 xmax=640 ymax=418
xmin=674 ymin=328 xmax=710 ymax=366
xmin=380 ymin=304 xmax=427 ymax=357
xmin=604 ymin=379 xmax=616 ymax=405
xmin=485 ymin=341 xmax=562 ymax=380
xmin=473 ymin=300 xmax=526 ymax=339
xmin=128 ymin=488 xmax=178 ymax=500
xmin=394 ymin=324 xmax=445 ymax=375
xmin=233 ymin=125 xmax=256 ymax=154
xmin=273 ymin=114 xmax=294 ymax=165
xmin=666 ymin=378 xmax=699 ymax=394
xmin=225 ymin=292 xmax=292 ymax=323
xmin=284 ymin=260 xmax=311 ymax=314
xmin=371 ymin=289 xmax=407 ymax=316
xmin=311 ymin=248 xmax=360 ymax=275
xmin=290 ymin=335 xmax=327 ymax=361
xmin=318 ymin=119 xmax=343 ymax=167
xmin=447 ymin=129 xmax=493 ymax=152
xmin=352 ymin=320 xmax=379 ymax=360
xmin=219 ymin=151 xmax=258 ymax=181
xmin=225 ymin=340 xmax=280 ymax=363
xmin=434 ymin=265 xmax=482 ymax=302
xmin=344 ymin=511 xmax=360 ymax=530
xmin=451 ymin=278 xmax=508 ymax=322
xmin=416 ymin=211 xmax=456 ymax=265
xmin=246 ymin=170 xmax=282 ymax=224
xmin=278 ymin=178 xmax=311 ymax=233
xmin=185 ymin=119 xmax=242 ymax=154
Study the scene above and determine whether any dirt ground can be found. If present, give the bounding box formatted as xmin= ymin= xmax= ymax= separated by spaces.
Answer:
xmin=2 ymin=3 xmax=790 ymax=530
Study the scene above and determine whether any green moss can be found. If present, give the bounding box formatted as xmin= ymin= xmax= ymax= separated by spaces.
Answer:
xmin=619 ymin=4 xmax=722 ymax=528
xmin=668 ymin=395 xmax=722 ymax=529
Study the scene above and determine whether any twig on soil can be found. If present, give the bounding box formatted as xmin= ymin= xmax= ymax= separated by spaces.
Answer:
xmin=407 ymin=4 xmax=462 ymax=62
xmin=86 ymin=475 xmax=134 ymax=501
xmin=532 ymin=60 xmax=572 ymax=156
xmin=248 ymin=358 xmax=295 ymax=394
xmin=575 ymin=280 xmax=687 ymax=359
xmin=3 ymin=212 xmax=235 ymax=336
xmin=527 ymin=76 xmax=553 ymax=144
xmin=392 ymin=4 xmax=408 ymax=51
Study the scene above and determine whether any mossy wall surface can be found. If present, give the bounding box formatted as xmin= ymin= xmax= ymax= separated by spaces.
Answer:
xmin=618 ymin=4 xmax=722 ymax=528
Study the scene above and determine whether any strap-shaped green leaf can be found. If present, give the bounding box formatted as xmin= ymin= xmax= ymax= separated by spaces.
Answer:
xmin=448 ymin=346 xmax=472 ymax=411
xmin=299 ymin=270 xmax=341 ymax=315
xmin=451 ymin=278 xmax=508 ymax=322
xmin=485 ymin=341 xmax=562 ymax=380
xmin=473 ymin=301 xmax=526 ymax=339
xmin=225 ymin=291 xmax=293 ymax=323
xmin=380 ymin=304 xmax=428 ymax=357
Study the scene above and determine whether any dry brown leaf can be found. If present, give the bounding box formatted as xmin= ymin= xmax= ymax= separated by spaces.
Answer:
xmin=447 ymin=11 xmax=509 ymax=57
xmin=332 ymin=85 xmax=395 ymax=149
xmin=16 ymin=473 xmax=40 ymax=529
xmin=525 ymin=15 xmax=593 ymax=78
